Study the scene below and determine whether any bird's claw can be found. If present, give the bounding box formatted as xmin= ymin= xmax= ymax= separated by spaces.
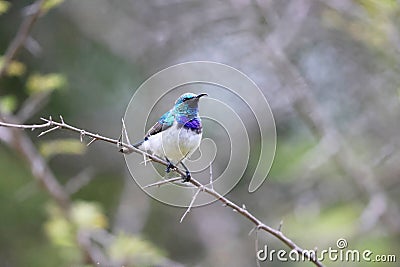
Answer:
xmin=182 ymin=171 xmax=191 ymax=182
xmin=165 ymin=162 xmax=175 ymax=173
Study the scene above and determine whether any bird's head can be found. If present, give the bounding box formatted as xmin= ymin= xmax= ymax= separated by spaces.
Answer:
xmin=173 ymin=93 xmax=207 ymax=116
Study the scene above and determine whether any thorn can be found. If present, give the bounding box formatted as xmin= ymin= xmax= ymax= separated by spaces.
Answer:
xmin=248 ymin=226 xmax=257 ymax=236
xmin=87 ymin=137 xmax=97 ymax=147
xmin=278 ymin=220 xmax=283 ymax=232
xmin=59 ymin=115 xmax=64 ymax=124
xmin=121 ymin=117 xmax=131 ymax=146
xmin=142 ymin=177 xmax=181 ymax=189
xmin=49 ymin=115 xmax=52 ymax=122
xmin=80 ymin=130 xmax=85 ymax=142
xmin=242 ymin=204 xmax=246 ymax=210
xmin=38 ymin=126 xmax=59 ymax=137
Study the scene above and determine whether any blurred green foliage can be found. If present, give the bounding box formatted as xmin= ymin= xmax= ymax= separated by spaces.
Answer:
xmin=0 ymin=57 xmax=26 ymax=77
xmin=26 ymin=73 xmax=66 ymax=95
xmin=0 ymin=0 xmax=10 ymax=15
xmin=108 ymin=233 xmax=165 ymax=266
xmin=39 ymin=139 xmax=86 ymax=159
xmin=0 ymin=94 xmax=17 ymax=114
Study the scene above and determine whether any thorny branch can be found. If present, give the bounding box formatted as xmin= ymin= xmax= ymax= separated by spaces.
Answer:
xmin=0 ymin=117 xmax=325 ymax=267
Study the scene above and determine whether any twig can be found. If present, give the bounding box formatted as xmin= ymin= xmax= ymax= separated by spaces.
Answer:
xmin=0 ymin=117 xmax=325 ymax=267
xmin=180 ymin=187 xmax=203 ymax=223
xmin=65 ymin=168 xmax=95 ymax=195
xmin=142 ymin=177 xmax=182 ymax=189
xmin=0 ymin=0 xmax=45 ymax=78
xmin=0 ymin=120 xmax=51 ymax=130
xmin=17 ymin=92 xmax=50 ymax=123
xmin=77 ymin=229 xmax=109 ymax=266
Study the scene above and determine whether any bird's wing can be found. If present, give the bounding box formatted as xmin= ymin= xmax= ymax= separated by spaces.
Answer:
xmin=145 ymin=110 xmax=174 ymax=139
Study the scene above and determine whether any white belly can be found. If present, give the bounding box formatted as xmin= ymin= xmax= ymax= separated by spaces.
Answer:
xmin=140 ymin=122 xmax=202 ymax=164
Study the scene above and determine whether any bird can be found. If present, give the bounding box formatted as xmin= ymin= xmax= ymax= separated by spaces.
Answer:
xmin=129 ymin=92 xmax=207 ymax=182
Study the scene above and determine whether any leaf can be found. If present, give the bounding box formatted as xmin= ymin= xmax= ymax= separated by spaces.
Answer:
xmin=356 ymin=0 xmax=397 ymax=17
xmin=26 ymin=73 xmax=66 ymax=95
xmin=0 ymin=56 xmax=26 ymax=77
xmin=44 ymin=216 xmax=75 ymax=247
xmin=108 ymin=233 xmax=164 ymax=266
xmin=71 ymin=201 xmax=108 ymax=229
xmin=0 ymin=95 xmax=17 ymax=114
xmin=0 ymin=0 xmax=10 ymax=15
xmin=39 ymin=139 xmax=86 ymax=159
xmin=41 ymin=0 xmax=64 ymax=14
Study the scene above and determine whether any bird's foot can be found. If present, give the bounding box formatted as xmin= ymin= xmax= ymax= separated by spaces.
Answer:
xmin=165 ymin=162 xmax=175 ymax=173
xmin=182 ymin=171 xmax=191 ymax=183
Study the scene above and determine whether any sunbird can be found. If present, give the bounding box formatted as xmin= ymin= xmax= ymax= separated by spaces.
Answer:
xmin=131 ymin=93 xmax=207 ymax=182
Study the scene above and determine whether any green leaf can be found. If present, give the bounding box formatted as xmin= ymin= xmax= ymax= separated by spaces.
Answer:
xmin=44 ymin=216 xmax=75 ymax=247
xmin=26 ymin=73 xmax=66 ymax=95
xmin=39 ymin=139 xmax=86 ymax=159
xmin=41 ymin=0 xmax=64 ymax=14
xmin=0 ymin=95 xmax=17 ymax=114
xmin=0 ymin=1 xmax=10 ymax=15
xmin=0 ymin=56 xmax=26 ymax=77
xmin=44 ymin=203 xmax=75 ymax=247
xmin=108 ymin=233 xmax=164 ymax=266
xmin=356 ymin=0 xmax=397 ymax=16
xmin=71 ymin=201 xmax=108 ymax=229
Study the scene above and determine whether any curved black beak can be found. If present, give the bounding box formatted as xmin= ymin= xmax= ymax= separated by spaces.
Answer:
xmin=196 ymin=93 xmax=208 ymax=98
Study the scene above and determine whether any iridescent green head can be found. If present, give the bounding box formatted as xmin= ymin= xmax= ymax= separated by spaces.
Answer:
xmin=173 ymin=93 xmax=207 ymax=117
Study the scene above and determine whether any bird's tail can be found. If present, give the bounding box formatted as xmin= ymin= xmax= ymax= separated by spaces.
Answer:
xmin=132 ymin=140 xmax=144 ymax=148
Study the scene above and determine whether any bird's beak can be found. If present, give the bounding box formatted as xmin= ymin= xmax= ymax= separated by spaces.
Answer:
xmin=196 ymin=93 xmax=208 ymax=98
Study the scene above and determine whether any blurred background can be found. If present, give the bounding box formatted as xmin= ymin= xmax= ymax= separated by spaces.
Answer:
xmin=0 ymin=0 xmax=400 ymax=266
